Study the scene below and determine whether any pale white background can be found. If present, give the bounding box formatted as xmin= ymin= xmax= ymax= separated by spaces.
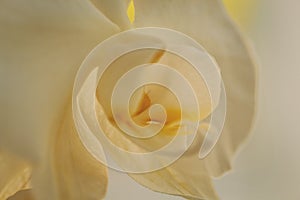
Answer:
xmin=106 ymin=0 xmax=300 ymax=199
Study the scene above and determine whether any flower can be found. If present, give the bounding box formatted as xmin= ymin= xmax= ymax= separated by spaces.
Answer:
xmin=0 ymin=0 xmax=256 ymax=200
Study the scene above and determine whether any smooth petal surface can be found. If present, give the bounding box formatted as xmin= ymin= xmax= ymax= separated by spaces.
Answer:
xmin=94 ymin=99 xmax=219 ymax=199
xmin=0 ymin=152 xmax=31 ymax=199
xmin=48 ymin=104 xmax=108 ymax=200
xmin=89 ymin=0 xmax=131 ymax=29
xmin=96 ymin=49 xmax=220 ymax=147
xmin=0 ymin=1 xmax=119 ymax=199
xmin=8 ymin=190 xmax=35 ymax=200
xmin=126 ymin=0 xmax=257 ymax=199
xmin=74 ymin=29 xmax=218 ymax=174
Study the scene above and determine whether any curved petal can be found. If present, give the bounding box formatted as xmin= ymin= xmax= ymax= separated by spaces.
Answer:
xmin=8 ymin=190 xmax=34 ymax=200
xmin=96 ymin=48 xmax=220 ymax=141
xmin=89 ymin=0 xmax=131 ymax=29
xmin=47 ymin=104 xmax=108 ymax=200
xmin=127 ymin=0 xmax=257 ymax=198
xmin=0 ymin=1 xmax=119 ymax=199
xmin=0 ymin=152 xmax=31 ymax=200
xmin=130 ymin=157 xmax=218 ymax=200
xmin=95 ymin=99 xmax=219 ymax=199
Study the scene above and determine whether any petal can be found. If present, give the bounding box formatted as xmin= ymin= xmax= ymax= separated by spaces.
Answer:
xmin=128 ymin=0 xmax=257 ymax=198
xmin=0 ymin=1 xmax=118 ymax=199
xmin=71 ymin=27 xmax=221 ymax=198
xmin=137 ymin=51 xmax=221 ymax=121
xmin=0 ymin=152 xmax=31 ymax=200
xmin=92 ymin=28 xmax=221 ymax=150
xmin=89 ymin=0 xmax=131 ymax=29
xmin=0 ymin=0 xmax=117 ymax=165
xmin=8 ymin=190 xmax=34 ymax=200
xmin=130 ymin=155 xmax=219 ymax=200
xmin=96 ymin=49 xmax=220 ymax=140
xmin=46 ymin=104 xmax=108 ymax=200
xmin=95 ymin=98 xmax=219 ymax=199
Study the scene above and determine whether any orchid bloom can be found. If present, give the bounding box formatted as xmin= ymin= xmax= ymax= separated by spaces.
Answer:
xmin=0 ymin=0 xmax=256 ymax=200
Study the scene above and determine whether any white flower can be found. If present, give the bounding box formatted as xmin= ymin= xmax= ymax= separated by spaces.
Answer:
xmin=0 ymin=1 xmax=256 ymax=199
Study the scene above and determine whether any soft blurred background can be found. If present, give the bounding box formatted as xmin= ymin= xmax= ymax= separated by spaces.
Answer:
xmin=107 ymin=0 xmax=300 ymax=199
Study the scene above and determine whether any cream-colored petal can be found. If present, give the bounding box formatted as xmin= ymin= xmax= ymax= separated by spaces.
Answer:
xmin=130 ymin=151 xmax=219 ymax=200
xmin=93 ymin=29 xmax=221 ymax=152
xmin=134 ymin=51 xmax=221 ymax=122
xmin=96 ymin=49 xmax=159 ymax=121
xmin=73 ymin=26 xmax=222 ymax=199
xmin=94 ymin=99 xmax=219 ymax=199
xmin=133 ymin=0 xmax=257 ymax=170
xmin=0 ymin=1 xmax=118 ymax=199
xmin=74 ymin=36 xmax=219 ymax=197
xmin=0 ymin=152 xmax=31 ymax=200
xmin=89 ymin=0 xmax=131 ymax=29
xmin=8 ymin=190 xmax=34 ymax=200
xmin=46 ymin=104 xmax=108 ymax=200
xmin=96 ymin=49 xmax=217 ymax=139
xmin=0 ymin=0 xmax=117 ymax=165
xmin=125 ymin=0 xmax=258 ymax=198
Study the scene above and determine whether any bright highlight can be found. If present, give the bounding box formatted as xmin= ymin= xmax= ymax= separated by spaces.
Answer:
xmin=127 ymin=0 xmax=135 ymax=24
